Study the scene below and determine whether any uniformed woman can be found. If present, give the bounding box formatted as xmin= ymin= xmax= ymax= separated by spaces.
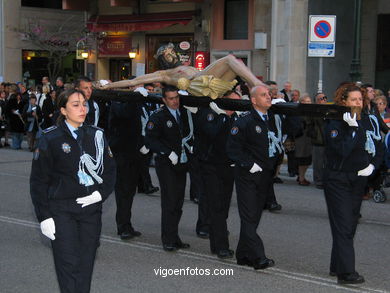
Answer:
xmin=324 ymin=83 xmax=383 ymax=284
xmin=30 ymin=89 xmax=116 ymax=293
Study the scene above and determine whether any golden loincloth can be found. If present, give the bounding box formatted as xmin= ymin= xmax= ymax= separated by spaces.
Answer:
xmin=177 ymin=76 xmax=237 ymax=100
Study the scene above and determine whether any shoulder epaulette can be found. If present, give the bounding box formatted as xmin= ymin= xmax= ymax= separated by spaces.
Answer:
xmin=239 ymin=111 xmax=251 ymax=117
xmin=154 ymin=107 xmax=164 ymax=113
xmin=42 ymin=126 xmax=58 ymax=133
xmin=89 ymin=125 xmax=104 ymax=132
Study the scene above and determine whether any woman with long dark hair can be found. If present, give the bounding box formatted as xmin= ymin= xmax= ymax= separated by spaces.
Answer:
xmin=30 ymin=89 xmax=116 ymax=293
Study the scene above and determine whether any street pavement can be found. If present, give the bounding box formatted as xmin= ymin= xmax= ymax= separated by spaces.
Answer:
xmin=0 ymin=146 xmax=389 ymax=293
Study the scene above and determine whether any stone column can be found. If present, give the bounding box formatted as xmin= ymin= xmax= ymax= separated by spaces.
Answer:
xmin=270 ymin=0 xmax=308 ymax=91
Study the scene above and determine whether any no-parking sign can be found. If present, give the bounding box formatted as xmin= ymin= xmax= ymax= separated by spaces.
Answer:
xmin=308 ymin=15 xmax=336 ymax=57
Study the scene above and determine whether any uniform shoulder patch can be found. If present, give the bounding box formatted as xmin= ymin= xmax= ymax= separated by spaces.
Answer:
xmin=239 ymin=111 xmax=251 ymax=117
xmin=330 ymin=130 xmax=338 ymax=138
xmin=42 ymin=125 xmax=57 ymax=133
xmin=231 ymin=126 xmax=239 ymax=135
xmin=147 ymin=121 xmax=154 ymax=130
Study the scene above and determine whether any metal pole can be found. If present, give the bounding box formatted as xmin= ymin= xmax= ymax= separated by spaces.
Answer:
xmin=0 ymin=0 xmax=4 ymax=81
xmin=349 ymin=0 xmax=362 ymax=82
xmin=318 ymin=57 xmax=323 ymax=93
xmin=84 ymin=11 xmax=88 ymax=77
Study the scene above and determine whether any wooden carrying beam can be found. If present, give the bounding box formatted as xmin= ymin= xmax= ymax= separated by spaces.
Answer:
xmin=92 ymin=89 xmax=349 ymax=119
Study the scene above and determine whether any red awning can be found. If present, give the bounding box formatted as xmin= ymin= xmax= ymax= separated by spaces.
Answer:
xmin=87 ymin=11 xmax=196 ymax=32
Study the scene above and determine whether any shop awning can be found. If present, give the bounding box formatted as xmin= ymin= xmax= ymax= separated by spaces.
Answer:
xmin=87 ymin=11 xmax=196 ymax=32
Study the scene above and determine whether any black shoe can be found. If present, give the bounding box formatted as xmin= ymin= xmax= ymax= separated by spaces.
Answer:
xmin=163 ymin=243 xmax=178 ymax=252
xmin=329 ymin=271 xmax=336 ymax=277
xmin=316 ymin=184 xmax=324 ymax=189
xmin=130 ymin=229 xmax=142 ymax=237
xmin=253 ymin=258 xmax=275 ymax=270
xmin=237 ymin=258 xmax=252 ymax=266
xmin=145 ymin=186 xmax=159 ymax=194
xmin=288 ymin=172 xmax=296 ymax=177
xmin=267 ymin=203 xmax=282 ymax=212
xmin=217 ymin=249 xmax=234 ymax=259
xmin=196 ymin=231 xmax=209 ymax=239
xmin=118 ymin=230 xmax=134 ymax=240
xmin=273 ymin=177 xmax=284 ymax=184
xmin=337 ymin=272 xmax=365 ymax=284
xmin=176 ymin=242 xmax=190 ymax=249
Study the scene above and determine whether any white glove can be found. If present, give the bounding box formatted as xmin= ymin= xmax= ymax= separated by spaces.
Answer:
xmin=178 ymin=90 xmax=189 ymax=96
xmin=209 ymin=102 xmax=225 ymax=115
xmin=168 ymin=151 xmax=178 ymax=165
xmin=140 ymin=145 xmax=149 ymax=154
xmin=357 ymin=164 xmax=375 ymax=176
xmin=76 ymin=191 xmax=102 ymax=208
xmin=134 ymin=87 xmax=148 ymax=97
xmin=99 ymin=80 xmax=109 ymax=86
xmin=271 ymin=98 xmax=286 ymax=104
xmin=249 ymin=163 xmax=262 ymax=173
xmin=40 ymin=218 xmax=56 ymax=240
xmin=184 ymin=105 xmax=198 ymax=114
xmin=343 ymin=112 xmax=358 ymax=127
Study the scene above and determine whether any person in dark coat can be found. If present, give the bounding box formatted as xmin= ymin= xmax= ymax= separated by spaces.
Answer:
xmin=226 ymin=85 xmax=283 ymax=270
xmin=324 ymin=83 xmax=383 ymax=284
xmin=30 ymin=89 xmax=116 ymax=293
xmin=7 ymin=90 xmax=25 ymax=149
xmin=41 ymin=89 xmax=57 ymax=130
xmin=22 ymin=94 xmax=42 ymax=151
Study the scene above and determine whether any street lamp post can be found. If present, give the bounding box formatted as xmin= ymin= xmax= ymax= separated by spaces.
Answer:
xmin=349 ymin=0 xmax=362 ymax=82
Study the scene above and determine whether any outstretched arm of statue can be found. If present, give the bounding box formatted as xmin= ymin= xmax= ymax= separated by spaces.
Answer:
xmin=200 ymin=55 xmax=264 ymax=88
xmin=101 ymin=71 xmax=171 ymax=89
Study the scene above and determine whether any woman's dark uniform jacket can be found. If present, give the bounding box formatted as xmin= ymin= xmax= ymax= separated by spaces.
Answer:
xmin=324 ymin=113 xmax=384 ymax=172
xmin=30 ymin=120 xmax=116 ymax=222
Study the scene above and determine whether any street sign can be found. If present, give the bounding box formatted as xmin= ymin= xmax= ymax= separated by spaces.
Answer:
xmin=308 ymin=15 xmax=336 ymax=58
xmin=308 ymin=42 xmax=335 ymax=57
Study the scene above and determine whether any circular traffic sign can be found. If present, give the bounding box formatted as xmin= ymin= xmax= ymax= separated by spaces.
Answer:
xmin=314 ymin=20 xmax=331 ymax=38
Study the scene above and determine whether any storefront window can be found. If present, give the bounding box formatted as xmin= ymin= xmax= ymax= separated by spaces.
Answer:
xmin=146 ymin=34 xmax=194 ymax=73
xmin=224 ymin=0 xmax=248 ymax=40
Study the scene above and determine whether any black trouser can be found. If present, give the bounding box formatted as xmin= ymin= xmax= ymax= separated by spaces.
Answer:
xmin=200 ymin=162 xmax=234 ymax=252
xmin=190 ymin=156 xmax=209 ymax=233
xmin=235 ymin=167 xmax=274 ymax=262
xmin=265 ymin=161 xmax=279 ymax=207
xmin=324 ymin=170 xmax=366 ymax=275
xmin=138 ymin=152 xmax=154 ymax=192
xmin=155 ymin=158 xmax=188 ymax=245
xmin=50 ymin=199 xmax=102 ymax=293
xmin=287 ymin=150 xmax=298 ymax=175
xmin=114 ymin=152 xmax=141 ymax=234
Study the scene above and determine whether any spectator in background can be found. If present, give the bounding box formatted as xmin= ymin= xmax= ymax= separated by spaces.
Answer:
xmin=280 ymin=81 xmax=292 ymax=102
xmin=41 ymin=76 xmax=53 ymax=91
xmin=23 ymin=94 xmax=42 ymax=151
xmin=18 ymin=83 xmax=29 ymax=105
xmin=41 ymin=89 xmax=57 ymax=130
xmin=295 ymin=93 xmax=313 ymax=186
xmin=0 ymin=91 xmax=6 ymax=147
xmin=7 ymin=86 xmax=25 ymax=150
xmin=373 ymin=95 xmax=389 ymax=119
xmin=38 ymin=84 xmax=50 ymax=110
xmin=290 ymin=89 xmax=300 ymax=103
xmin=55 ymin=77 xmax=65 ymax=97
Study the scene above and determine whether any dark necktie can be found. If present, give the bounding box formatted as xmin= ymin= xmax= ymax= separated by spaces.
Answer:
xmin=263 ymin=114 xmax=269 ymax=128
xmin=176 ymin=110 xmax=181 ymax=125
